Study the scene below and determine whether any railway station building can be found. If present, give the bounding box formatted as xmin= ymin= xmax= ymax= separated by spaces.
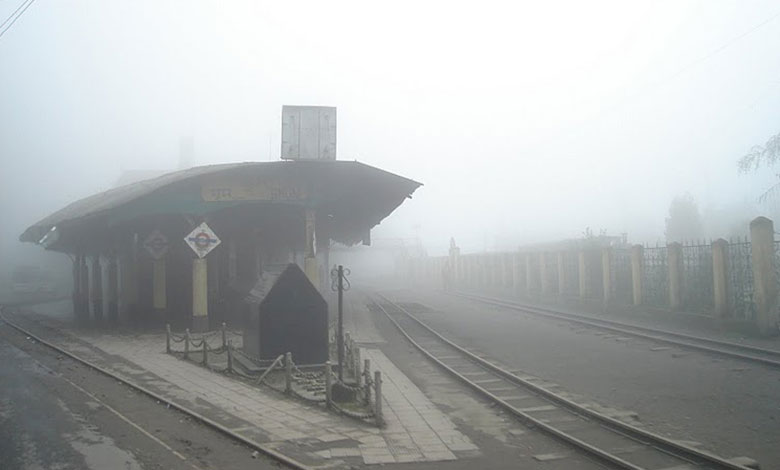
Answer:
xmin=20 ymin=108 xmax=421 ymax=331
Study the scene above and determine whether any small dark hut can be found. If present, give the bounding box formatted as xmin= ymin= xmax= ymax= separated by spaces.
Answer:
xmin=245 ymin=263 xmax=328 ymax=364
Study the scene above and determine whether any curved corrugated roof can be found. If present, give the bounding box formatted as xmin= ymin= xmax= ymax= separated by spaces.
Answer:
xmin=20 ymin=160 xmax=421 ymax=248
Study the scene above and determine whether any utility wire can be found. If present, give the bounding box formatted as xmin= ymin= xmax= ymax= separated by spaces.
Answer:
xmin=0 ymin=0 xmax=30 ymax=30
xmin=655 ymin=9 xmax=780 ymax=88
xmin=0 ymin=0 xmax=36 ymax=40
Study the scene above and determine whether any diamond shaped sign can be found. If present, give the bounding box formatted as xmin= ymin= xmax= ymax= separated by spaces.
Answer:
xmin=185 ymin=222 xmax=221 ymax=258
xmin=143 ymin=230 xmax=168 ymax=260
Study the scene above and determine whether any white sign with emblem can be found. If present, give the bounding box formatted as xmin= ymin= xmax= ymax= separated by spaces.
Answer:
xmin=184 ymin=222 xmax=221 ymax=258
xmin=143 ymin=230 xmax=168 ymax=259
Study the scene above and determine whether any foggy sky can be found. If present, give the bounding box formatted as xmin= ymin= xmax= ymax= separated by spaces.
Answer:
xmin=2 ymin=0 xmax=780 ymax=264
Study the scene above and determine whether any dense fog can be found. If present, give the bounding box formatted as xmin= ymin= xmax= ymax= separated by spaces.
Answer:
xmin=2 ymin=0 xmax=780 ymax=279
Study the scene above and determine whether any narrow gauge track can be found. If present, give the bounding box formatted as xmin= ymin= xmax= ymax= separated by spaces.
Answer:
xmin=0 ymin=306 xmax=308 ymax=470
xmin=373 ymin=293 xmax=755 ymax=470
xmin=451 ymin=291 xmax=780 ymax=369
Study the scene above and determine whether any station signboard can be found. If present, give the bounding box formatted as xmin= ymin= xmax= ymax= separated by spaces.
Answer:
xmin=184 ymin=223 xmax=221 ymax=258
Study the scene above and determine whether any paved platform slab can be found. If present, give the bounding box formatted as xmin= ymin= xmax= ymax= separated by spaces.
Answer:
xmin=11 ymin=303 xmax=479 ymax=467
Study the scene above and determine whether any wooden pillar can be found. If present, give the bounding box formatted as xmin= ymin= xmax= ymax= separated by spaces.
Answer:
xmin=71 ymin=255 xmax=81 ymax=321
xmin=192 ymin=258 xmax=209 ymax=332
xmin=227 ymin=238 xmax=237 ymax=282
xmin=602 ymin=247 xmax=612 ymax=305
xmin=630 ymin=245 xmax=643 ymax=306
xmin=106 ymin=255 xmax=118 ymax=323
xmin=91 ymin=256 xmax=104 ymax=323
xmin=667 ymin=242 xmax=683 ymax=311
xmin=152 ymin=258 xmax=167 ymax=316
xmin=711 ymin=239 xmax=728 ymax=319
xmin=750 ymin=217 xmax=778 ymax=335
xmin=119 ymin=248 xmax=138 ymax=323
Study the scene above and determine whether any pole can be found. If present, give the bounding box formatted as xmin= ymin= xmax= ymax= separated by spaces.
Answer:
xmin=325 ymin=361 xmax=332 ymax=409
xmin=285 ymin=352 xmax=292 ymax=395
xmin=227 ymin=340 xmax=233 ymax=373
xmin=374 ymin=370 xmax=383 ymax=426
xmin=337 ymin=265 xmax=344 ymax=382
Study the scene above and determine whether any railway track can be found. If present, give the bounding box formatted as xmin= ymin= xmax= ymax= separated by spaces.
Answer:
xmin=0 ymin=306 xmax=307 ymax=470
xmin=373 ymin=293 xmax=757 ymax=470
xmin=450 ymin=291 xmax=780 ymax=369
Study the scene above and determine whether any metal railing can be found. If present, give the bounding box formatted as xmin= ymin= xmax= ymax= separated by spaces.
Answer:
xmin=166 ymin=324 xmax=383 ymax=426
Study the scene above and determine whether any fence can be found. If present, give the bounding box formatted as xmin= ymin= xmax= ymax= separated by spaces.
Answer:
xmin=405 ymin=216 xmax=780 ymax=333
xmin=610 ymin=248 xmax=633 ymax=304
xmin=642 ymin=246 xmax=668 ymax=308
xmin=166 ymin=323 xmax=383 ymax=426
xmin=680 ymin=242 xmax=713 ymax=313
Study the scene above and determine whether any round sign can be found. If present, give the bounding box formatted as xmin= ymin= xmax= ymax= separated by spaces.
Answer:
xmin=192 ymin=231 xmax=214 ymax=249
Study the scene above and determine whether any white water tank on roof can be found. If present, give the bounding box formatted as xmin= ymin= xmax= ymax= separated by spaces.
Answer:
xmin=281 ymin=105 xmax=337 ymax=160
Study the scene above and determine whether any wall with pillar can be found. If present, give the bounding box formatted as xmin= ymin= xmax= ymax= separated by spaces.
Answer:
xmin=403 ymin=215 xmax=780 ymax=335
xmin=750 ymin=217 xmax=778 ymax=335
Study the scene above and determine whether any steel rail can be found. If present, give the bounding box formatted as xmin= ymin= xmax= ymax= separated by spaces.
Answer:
xmin=451 ymin=291 xmax=780 ymax=369
xmin=373 ymin=293 xmax=753 ymax=470
xmin=0 ymin=306 xmax=310 ymax=470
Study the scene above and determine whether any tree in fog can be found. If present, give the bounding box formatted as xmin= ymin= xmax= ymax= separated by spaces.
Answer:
xmin=739 ymin=130 xmax=780 ymax=202
xmin=665 ymin=193 xmax=703 ymax=242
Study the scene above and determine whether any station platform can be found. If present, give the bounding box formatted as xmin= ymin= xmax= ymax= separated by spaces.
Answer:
xmin=4 ymin=300 xmax=489 ymax=468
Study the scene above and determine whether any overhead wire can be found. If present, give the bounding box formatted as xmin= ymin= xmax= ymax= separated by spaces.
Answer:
xmin=0 ymin=0 xmax=37 ymax=40
xmin=0 ymin=0 xmax=31 ymax=30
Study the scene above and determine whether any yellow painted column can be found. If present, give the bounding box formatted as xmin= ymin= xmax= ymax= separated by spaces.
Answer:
xmin=750 ymin=216 xmax=778 ymax=335
xmin=557 ymin=252 xmax=566 ymax=296
xmin=192 ymin=258 xmax=208 ymax=332
xmin=602 ymin=247 xmax=612 ymax=306
xmin=578 ymin=251 xmax=588 ymax=299
xmin=153 ymin=258 xmax=167 ymax=311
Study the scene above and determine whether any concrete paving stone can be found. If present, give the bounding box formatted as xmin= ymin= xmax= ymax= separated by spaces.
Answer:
xmin=358 ymin=435 xmax=387 ymax=444
xmin=422 ymin=450 xmax=457 ymax=461
xmin=395 ymin=453 xmax=425 ymax=463
xmin=329 ymin=447 xmax=362 ymax=457
xmin=23 ymin=315 xmax=484 ymax=466
xmin=316 ymin=433 xmax=348 ymax=442
xmin=362 ymin=452 xmax=396 ymax=464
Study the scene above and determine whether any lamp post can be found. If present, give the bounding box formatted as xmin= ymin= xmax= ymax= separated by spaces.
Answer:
xmin=330 ymin=264 xmax=350 ymax=381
